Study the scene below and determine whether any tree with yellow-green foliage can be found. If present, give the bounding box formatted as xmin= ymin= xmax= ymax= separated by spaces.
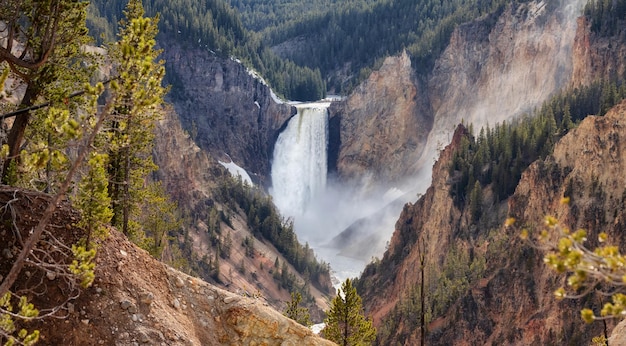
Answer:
xmin=284 ymin=292 xmax=311 ymax=327
xmin=133 ymin=182 xmax=182 ymax=259
xmin=106 ymin=0 xmax=168 ymax=240
xmin=323 ymin=278 xmax=376 ymax=346
xmin=516 ymin=198 xmax=626 ymax=326
xmin=0 ymin=0 xmax=94 ymax=185
xmin=0 ymin=0 xmax=171 ymax=344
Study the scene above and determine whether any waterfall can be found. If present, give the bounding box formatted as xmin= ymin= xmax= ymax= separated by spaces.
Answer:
xmin=270 ymin=105 xmax=329 ymax=218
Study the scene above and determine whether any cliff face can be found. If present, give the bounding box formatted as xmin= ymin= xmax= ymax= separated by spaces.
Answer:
xmin=331 ymin=1 xmax=585 ymax=188
xmin=352 ymin=3 xmax=626 ymax=343
xmin=144 ymin=0 xmax=626 ymax=342
xmin=152 ymin=109 xmax=332 ymax=320
xmin=160 ymin=41 xmax=294 ymax=187
xmin=425 ymin=1 xmax=584 ymax=167
xmin=329 ymin=51 xmax=432 ymax=187
xmin=358 ymin=100 xmax=626 ymax=345
xmin=0 ymin=185 xmax=333 ymax=345
xmin=572 ymin=16 xmax=626 ymax=86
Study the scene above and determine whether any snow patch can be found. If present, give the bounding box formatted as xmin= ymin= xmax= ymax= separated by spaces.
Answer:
xmin=227 ymin=56 xmax=287 ymax=104
xmin=311 ymin=323 xmax=325 ymax=335
xmin=270 ymin=90 xmax=284 ymax=104
xmin=218 ymin=158 xmax=253 ymax=186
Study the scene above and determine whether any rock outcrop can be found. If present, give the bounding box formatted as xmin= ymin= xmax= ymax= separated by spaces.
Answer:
xmin=329 ymin=51 xmax=432 ymax=188
xmin=330 ymin=1 xmax=586 ymax=189
xmin=0 ymin=185 xmax=334 ymax=345
xmin=572 ymin=16 xmax=626 ymax=86
xmin=34 ymin=228 xmax=335 ymax=345
xmin=151 ymin=108 xmax=332 ymax=319
xmin=424 ymin=1 xmax=585 ymax=169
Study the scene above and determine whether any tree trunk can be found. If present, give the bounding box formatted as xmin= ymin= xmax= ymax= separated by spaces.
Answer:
xmin=0 ymin=101 xmax=111 ymax=298
xmin=2 ymin=82 xmax=39 ymax=183
xmin=419 ymin=239 xmax=426 ymax=346
xmin=122 ymin=146 xmax=130 ymax=235
xmin=344 ymin=305 xmax=348 ymax=346
xmin=121 ymin=116 xmax=132 ymax=235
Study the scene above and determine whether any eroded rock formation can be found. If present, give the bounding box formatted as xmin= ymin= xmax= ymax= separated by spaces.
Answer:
xmin=358 ymin=100 xmax=626 ymax=345
xmin=36 ymin=229 xmax=335 ymax=345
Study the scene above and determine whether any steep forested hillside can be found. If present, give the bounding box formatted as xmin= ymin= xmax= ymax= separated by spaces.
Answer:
xmin=81 ymin=0 xmax=335 ymax=317
xmin=585 ymin=0 xmax=626 ymax=35
xmin=354 ymin=83 xmax=626 ymax=346
xmin=234 ymin=0 xmax=536 ymax=92
xmin=228 ymin=0 xmax=380 ymax=33
xmin=88 ymin=0 xmax=325 ymax=101
xmin=449 ymin=80 xmax=626 ymax=209
xmin=89 ymin=0 xmax=546 ymax=95
xmin=354 ymin=1 xmax=626 ymax=343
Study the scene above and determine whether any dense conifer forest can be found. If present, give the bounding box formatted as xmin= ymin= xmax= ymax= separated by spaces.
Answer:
xmin=354 ymin=79 xmax=626 ymax=345
xmin=230 ymin=0 xmax=536 ymax=91
xmin=88 ymin=0 xmax=325 ymax=101
xmin=214 ymin=175 xmax=332 ymax=294
xmin=89 ymin=0 xmax=545 ymax=95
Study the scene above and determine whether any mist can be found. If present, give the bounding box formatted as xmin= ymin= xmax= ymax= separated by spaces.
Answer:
xmin=421 ymin=0 xmax=586 ymax=172
xmin=269 ymin=103 xmax=431 ymax=282
xmin=268 ymin=0 xmax=587 ymax=283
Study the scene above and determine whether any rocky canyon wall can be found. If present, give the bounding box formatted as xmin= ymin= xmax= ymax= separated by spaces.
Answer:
xmin=359 ymin=100 xmax=626 ymax=345
xmin=329 ymin=51 xmax=432 ymax=189
xmin=331 ymin=0 xmax=586 ymax=190
xmin=572 ymin=16 xmax=626 ymax=86
xmin=160 ymin=42 xmax=295 ymax=187
xmin=425 ymin=0 xmax=586 ymax=168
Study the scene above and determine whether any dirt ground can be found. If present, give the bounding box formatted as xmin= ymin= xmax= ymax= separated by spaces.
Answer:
xmin=0 ymin=186 xmax=334 ymax=345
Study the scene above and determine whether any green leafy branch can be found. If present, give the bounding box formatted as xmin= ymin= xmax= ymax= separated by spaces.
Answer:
xmin=515 ymin=198 xmax=626 ymax=324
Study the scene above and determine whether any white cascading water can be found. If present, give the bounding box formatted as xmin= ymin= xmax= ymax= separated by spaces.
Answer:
xmin=270 ymin=105 xmax=329 ymax=218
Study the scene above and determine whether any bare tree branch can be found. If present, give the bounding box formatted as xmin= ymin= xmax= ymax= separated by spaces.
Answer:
xmin=0 ymin=89 xmax=113 ymax=298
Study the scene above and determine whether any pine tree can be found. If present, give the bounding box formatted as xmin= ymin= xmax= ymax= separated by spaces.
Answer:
xmin=73 ymin=152 xmax=113 ymax=249
xmin=221 ymin=231 xmax=233 ymax=259
xmin=107 ymin=0 xmax=167 ymax=236
xmin=136 ymin=182 xmax=182 ymax=259
xmin=284 ymin=292 xmax=312 ymax=326
xmin=1 ymin=0 xmax=93 ymax=183
xmin=561 ymin=103 xmax=574 ymax=133
xmin=323 ymin=278 xmax=376 ymax=346
xmin=0 ymin=1 xmax=171 ymax=343
xmin=468 ymin=180 xmax=483 ymax=222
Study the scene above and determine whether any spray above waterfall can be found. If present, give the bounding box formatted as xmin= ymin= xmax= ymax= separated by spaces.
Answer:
xmin=270 ymin=102 xmax=408 ymax=282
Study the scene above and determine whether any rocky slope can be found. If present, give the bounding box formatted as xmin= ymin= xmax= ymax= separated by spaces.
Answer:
xmin=325 ymin=0 xmax=588 ymax=266
xmin=329 ymin=51 xmax=431 ymax=189
xmin=357 ymin=99 xmax=626 ymax=344
xmin=572 ymin=16 xmax=626 ymax=86
xmin=152 ymin=108 xmax=332 ymax=320
xmin=141 ymin=0 xmax=626 ymax=342
xmin=9 ymin=212 xmax=335 ymax=345
xmin=82 ymin=230 xmax=332 ymax=346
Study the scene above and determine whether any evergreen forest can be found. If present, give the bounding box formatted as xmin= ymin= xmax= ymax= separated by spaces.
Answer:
xmin=88 ymin=0 xmax=325 ymax=101
xmin=231 ymin=0 xmax=536 ymax=92
xmin=88 ymin=0 xmax=548 ymax=96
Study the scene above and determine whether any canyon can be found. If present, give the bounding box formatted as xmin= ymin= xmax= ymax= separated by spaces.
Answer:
xmin=6 ymin=0 xmax=626 ymax=344
xmin=145 ymin=0 xmax=626 ymax=343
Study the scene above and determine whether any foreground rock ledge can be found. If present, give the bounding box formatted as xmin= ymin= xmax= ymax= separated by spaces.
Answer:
xmin=31 ymin=229 xmax=335 ymax=345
